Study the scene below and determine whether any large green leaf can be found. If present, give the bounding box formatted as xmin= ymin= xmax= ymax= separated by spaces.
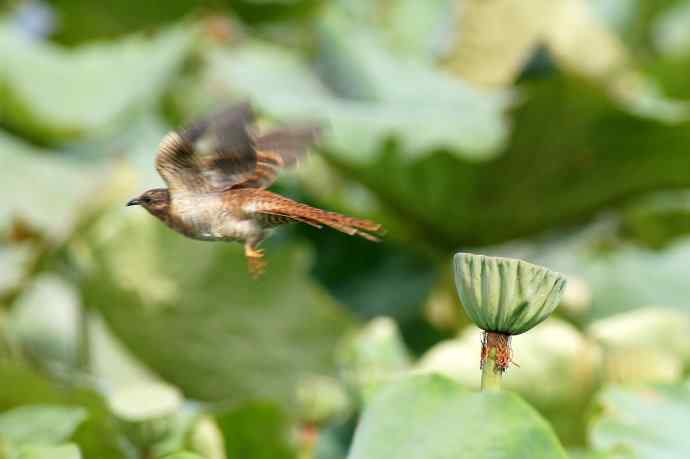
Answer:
xmin=587 ymin=307 xmax=690 ymax=383
xmin=0 ymin=405 xmax=86 ymax=446
xmin=81 ymin=211 xmax=354 ymax=404
xmin=620 ymin=190 xmax=690 ymax=248
xmin=9 ymin=274 xmax=82 ymax=368
xmin=215 ymin=401 xmax=295 ymax=459
xmin=0 ymin=361 xmax=126 ymax=459
xmin=171 ymin=11 xmax=690 ymax=251
xmin=186 ymin=36 xmax=509 ymax=164
xmin=347 ymin=375 xmax=567 ymax=459
xmin=0 ymin=24 xmax=193 ymax=143
xmin=329 ymin=0 xmax=452 ymax=62
xmin=336 ymin=74 xmax=690 ymax=249
xmin=417 ymin=320 xmax=602 ymax=445
xmin=44 ymin=0 xmax=211 ymax=44
xmin=0 ymin=132 xmax=102 ymax=240
xmin=490 ymin=224 xmax=690 ymax=322
xmin=562 ymin=237 xmax=690 ymax=320
xmin=45 ymin=0 xmax=321 ymax=44
xmin=589 ymin=382 xmax=690 ymax=459
xmin=336 ymin=317 xmax=412 ymax=403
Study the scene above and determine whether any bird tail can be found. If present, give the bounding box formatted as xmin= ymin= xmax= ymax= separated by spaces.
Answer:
xmin=256 ymin=198 xmax=383 ymax=242
xmin=296 ymin=206 xmax=383 ymax=242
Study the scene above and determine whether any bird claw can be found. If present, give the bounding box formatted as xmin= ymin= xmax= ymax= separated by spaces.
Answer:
xmin=249 ymin=248 xmax=264 ymax=257
xmin=245 ymin=245 xmax=266 ymax=278
xmin=247 ymin=255 xmax=267 ymax=279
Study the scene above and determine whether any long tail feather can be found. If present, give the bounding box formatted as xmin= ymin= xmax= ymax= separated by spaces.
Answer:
xmin=246 ymin=189 xmax=384 ymax=241
xmin=260 ymin=204 xmax=383 ymax=241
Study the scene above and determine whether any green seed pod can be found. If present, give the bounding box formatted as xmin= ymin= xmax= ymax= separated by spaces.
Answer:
xmin=453 ymin=253 xmax=567 ymax=336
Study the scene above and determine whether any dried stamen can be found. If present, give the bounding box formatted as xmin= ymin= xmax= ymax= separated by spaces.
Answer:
xmin=480 ymin=331 xmax=512 ymax=373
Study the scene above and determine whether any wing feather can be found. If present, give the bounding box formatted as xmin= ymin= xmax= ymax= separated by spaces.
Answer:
xmin=235 ymin=125 xmax=321 ymax=189
xmin=155 ymin=103 xmax=321 ymax=193
xmin=155 ymin=103 xmax=257 ymax=193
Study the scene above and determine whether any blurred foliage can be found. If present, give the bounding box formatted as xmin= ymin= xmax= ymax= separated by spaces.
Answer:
xmin=3 ymin=0 xmax=690 ymax=458
xmin=347 ymin=375 xmax=567 ymax=459
xmin=0 ymin=361 xmax=127 ymax=459
xmin=81 ymin=213 xmax=353 ymax=405
xmin=418 ymin=319 xmax=602 ymax=444
xmin=0 ymin=23 xmax=194 ymax=144
xmin=590 ymin=382 xmax=690 ymax=459
xmin=215 ymin=401 xmax=295 ymax=459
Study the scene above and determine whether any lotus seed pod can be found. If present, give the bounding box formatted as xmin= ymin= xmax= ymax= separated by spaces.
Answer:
xmin=453 ymin=253 xmax=567 ymax=336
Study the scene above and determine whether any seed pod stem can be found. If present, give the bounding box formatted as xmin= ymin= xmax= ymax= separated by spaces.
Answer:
xmin=480 ymin=331 xmax=511 ymax=391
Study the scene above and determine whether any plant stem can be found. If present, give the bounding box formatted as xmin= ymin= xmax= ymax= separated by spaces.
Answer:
xmin=481 ymin=331 xmax=511 ymax=391
xmin=481 ymin=346 xmax=502 ymax=391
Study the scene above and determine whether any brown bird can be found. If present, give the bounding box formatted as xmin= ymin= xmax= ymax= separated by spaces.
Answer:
xmin=127 ymin=102 xmax=383 ymax=277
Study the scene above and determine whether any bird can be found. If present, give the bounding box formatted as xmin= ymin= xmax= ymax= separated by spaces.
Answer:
xmin=126 ymin=102 xmax=383 ymax=277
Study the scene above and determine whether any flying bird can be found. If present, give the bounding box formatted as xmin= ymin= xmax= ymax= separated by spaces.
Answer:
xmin=127 ymin=102 xmax=383 ymax=277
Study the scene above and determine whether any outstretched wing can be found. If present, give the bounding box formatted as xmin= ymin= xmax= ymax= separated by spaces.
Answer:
xmin=236 ymin=125 xmax=321 ymax=189
xmin=155 ymin=103 xmax=257 ymax=193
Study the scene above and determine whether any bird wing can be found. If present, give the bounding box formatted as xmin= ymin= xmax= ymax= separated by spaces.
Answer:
xmin=235 ymin=125 xmax=321 ymax=189
xmin=155 ymin=102 xmax=258 ymax=194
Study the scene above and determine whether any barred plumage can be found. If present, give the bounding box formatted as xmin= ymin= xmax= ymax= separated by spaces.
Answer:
xmin=129 ymin=102 xmax=383 ymax=278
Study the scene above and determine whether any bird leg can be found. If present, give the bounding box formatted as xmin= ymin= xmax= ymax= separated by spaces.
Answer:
xmin=244 ymin=242 xmax=266 ymax=278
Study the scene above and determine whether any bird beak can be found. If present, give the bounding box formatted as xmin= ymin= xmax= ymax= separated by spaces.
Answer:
xmin=126 ymin=198 xmax=142 ymax=207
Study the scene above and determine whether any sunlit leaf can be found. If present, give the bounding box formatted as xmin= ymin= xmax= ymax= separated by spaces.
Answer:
xmin=0 ymin=132 xmax=102 ymax=240
xmin=331 ymin=0 xmax=452 ymax=62
xmin=0 ymin=24 xmax=194 ymax=143
xmin=10 ymin=274 xmax=80 ymax=367
xmin=347 ymin=374 xmax=567 ymax=459
xmin=417 ymin=320 xmax=602 ymax=445
xmin=336 ymin=317 xmax=412 ymax=402
xmin=0 ymin=405 xmax=86 ymax=446
xmin=590 ymin=382 xmax=690 ymax=459
xmin=81 ymin=211 xmax=354 ymax=404
xmin=587 ymin=307 xmax=690 ymax=384
xmin=571 ymin=238 xmax=690 ymax=320
xmin=189 ymin=36 xmax=509 ymax=164
xmin=107 ymin=382 xmax=183 ymax=422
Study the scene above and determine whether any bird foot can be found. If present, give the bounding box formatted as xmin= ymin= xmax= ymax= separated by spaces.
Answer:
xmin=245 ymin=245 xmax=266 ymax=279
xmin=247 ymin=256 xmax=267 ymax=279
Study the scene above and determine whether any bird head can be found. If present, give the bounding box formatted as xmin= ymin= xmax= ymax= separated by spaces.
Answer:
xmin=126 ymin=189 xmax=170 ymax=217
